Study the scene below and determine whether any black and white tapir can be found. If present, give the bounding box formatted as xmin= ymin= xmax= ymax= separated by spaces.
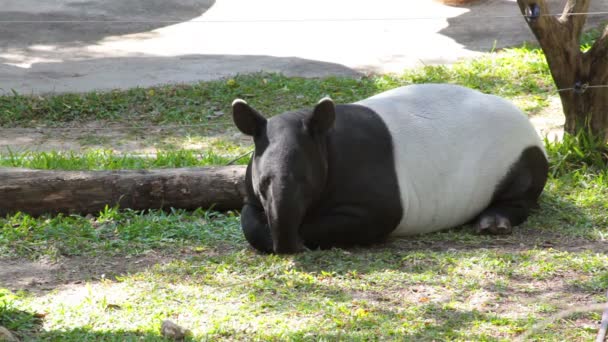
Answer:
xmin=232 ymin=83 xmax=548 ymax=254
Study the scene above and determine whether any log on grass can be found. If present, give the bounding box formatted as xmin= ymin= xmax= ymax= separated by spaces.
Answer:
xmin=0 ymin=166 xmax=247 ymax=216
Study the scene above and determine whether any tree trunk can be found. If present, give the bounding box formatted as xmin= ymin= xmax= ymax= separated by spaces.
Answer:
xmin=0 ymin=166 xmax=247 ymax=216
xmin=517 ymin=0 xmax=608 ymax=141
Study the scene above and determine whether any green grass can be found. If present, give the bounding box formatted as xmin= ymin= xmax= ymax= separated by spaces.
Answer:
xmin=2 ymin=36 xmax=608 ymax=340
xmin=1 ymin=236 xmax=606 ymax=340
xmin=544 ymin=130 xmax=608 ymax=177
xmin=0 ymin=207 xmax=243 ymax=259
xmin=0 ymin=149 xmax=250 ymax=170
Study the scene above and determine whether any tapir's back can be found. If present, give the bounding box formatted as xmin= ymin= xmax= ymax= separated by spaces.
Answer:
xmin=356 ymin=84 xmax=545 ymax=235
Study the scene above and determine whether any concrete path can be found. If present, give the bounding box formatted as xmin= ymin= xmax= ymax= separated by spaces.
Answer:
xmin=1 ymin=0 xmax=606 ymax=94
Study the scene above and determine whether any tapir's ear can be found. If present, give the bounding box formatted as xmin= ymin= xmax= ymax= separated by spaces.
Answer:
xmin=232 ymin=99 xmax=267 ymax=136
xmin=308 ymin=97 xmax=335 ymax=135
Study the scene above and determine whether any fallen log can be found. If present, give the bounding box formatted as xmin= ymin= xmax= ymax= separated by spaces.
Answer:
xmin=0 ymin=166 xmax=247 ymax=216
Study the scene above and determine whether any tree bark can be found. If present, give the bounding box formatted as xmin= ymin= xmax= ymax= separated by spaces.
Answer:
xmin=517 ymin=0 xmax=608 ymax=141
xmin=0 ymin=166 xmax=247 ymax=216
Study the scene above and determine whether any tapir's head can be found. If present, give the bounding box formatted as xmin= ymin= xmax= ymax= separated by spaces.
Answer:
xmin=232 ymin=98 xmax=336 ymax=254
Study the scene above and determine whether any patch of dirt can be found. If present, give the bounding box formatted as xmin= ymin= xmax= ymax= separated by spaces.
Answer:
xmin=349 ymin=255 xmax=604 ymax=338
xmin=0 ymin=244 xmax=243 ymax=294
xmin=389 ymin=238 xmax=608 ymax=255
xmin=1 ymin=99 xmax=565 ymax=154
xmin=0 ymin=121 xmax=249 ymax=154
xmin=350 ymin=276 xmax=602 ymax=337
xmin=385 ymin=227 xmax=608 ymax=254
xmin=529 ymin=96 xmax=565 ymax=141
xmin=0 ymin=252 xmax=171 ymax=294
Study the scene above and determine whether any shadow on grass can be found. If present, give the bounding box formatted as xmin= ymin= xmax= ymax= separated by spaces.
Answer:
xmin=532 ymin=185 xmax=606 ymax=240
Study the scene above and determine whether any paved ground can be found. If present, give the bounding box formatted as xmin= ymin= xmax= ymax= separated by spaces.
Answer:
xmin=0 ymin=0 xmax=606 ymax=94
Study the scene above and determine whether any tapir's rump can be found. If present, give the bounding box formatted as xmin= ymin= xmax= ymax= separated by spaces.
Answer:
xmin=356 ymin=84 xmax=545 ymax=235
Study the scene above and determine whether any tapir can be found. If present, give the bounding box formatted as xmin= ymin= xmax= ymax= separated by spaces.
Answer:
xmin=232 ymin=83 xmax=548 ymax=254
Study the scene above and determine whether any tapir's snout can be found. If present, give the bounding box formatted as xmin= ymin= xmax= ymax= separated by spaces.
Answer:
xmin=264 ymin=180 xmax=308 ymax=254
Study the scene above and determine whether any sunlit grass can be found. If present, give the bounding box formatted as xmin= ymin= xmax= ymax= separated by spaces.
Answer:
xmin=0 ymin=148 xmax=250 ymax=170
xmin=2 ymin=246 xmax=606 ymax=340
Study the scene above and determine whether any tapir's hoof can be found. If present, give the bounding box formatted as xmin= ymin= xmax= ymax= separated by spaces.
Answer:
xmin=476 ymin=214 xmax=513 ymax=235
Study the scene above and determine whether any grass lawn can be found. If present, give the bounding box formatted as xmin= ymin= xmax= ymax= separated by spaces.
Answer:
xmin=1 ymin=40 xmax=608 ymax=341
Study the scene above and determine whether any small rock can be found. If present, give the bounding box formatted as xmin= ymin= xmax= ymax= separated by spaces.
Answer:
xmin=0 ymin=326 xmax=19 ymax=342
xmin=160 ymin=320 xmax=191 ymax=340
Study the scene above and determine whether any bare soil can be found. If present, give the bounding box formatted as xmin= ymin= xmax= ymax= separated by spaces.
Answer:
xmin=0 ymin=252 xmax=168 ymax=294
xmin=0 ymin=104 xmax=565 ymax=154
xmin=0 ymin=121 xmax=248 ymax=154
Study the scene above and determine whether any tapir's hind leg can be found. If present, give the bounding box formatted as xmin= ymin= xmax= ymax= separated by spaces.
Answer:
xmin=241 ymin=203 xmax=274 ymax=253
xmin=476 ymin=146 xmax=548 ymax=234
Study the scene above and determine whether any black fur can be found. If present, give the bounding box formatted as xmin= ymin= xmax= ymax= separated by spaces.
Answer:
xmin=237 ymin=103 xmax=403 ymax=254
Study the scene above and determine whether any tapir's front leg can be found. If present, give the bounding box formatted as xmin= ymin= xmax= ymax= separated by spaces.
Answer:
xmin=299 ymin=206 xmax=396 ymax=250
xmin=241 ymin=203 xmax=274 ymax=253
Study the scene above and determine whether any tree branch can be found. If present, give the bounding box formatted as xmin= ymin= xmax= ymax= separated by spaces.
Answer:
xmin=587 ymin=24 xmax=608 ymax=60
xmin=561 ymin=0 xmax=590 ymax=17
xmin=516 ymin=0 xmax=560 ymax=42
xmin=560 ymin=0 xmax=591 ymax=41
xmin=516 ymin=0 xmax=577 ymax=87
xmin=583 ymin=24 xmax=608 ymax=82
